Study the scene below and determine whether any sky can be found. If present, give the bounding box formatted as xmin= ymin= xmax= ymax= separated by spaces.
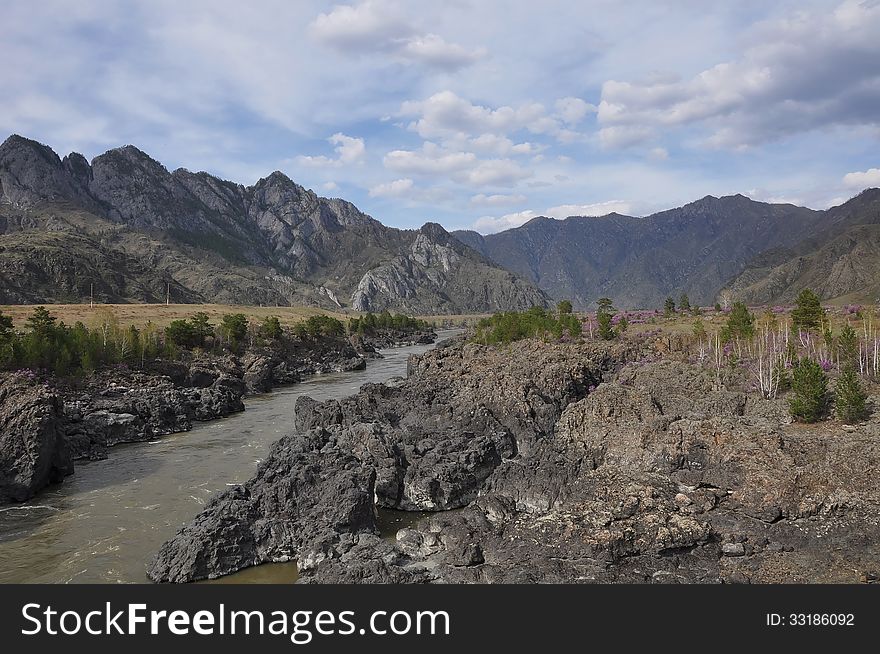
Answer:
xmin=2 ymin=0 xmax=879 ymax=233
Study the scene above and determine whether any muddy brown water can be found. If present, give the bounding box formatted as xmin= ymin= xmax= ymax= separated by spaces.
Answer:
xmin=0 ymin=334 xmax=457 ymax=584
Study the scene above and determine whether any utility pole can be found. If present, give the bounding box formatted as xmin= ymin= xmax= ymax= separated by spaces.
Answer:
xmin=166 ymin=282 xmax=170 ymax=306
xmin=90 ymin=283 xmax=94 ymax=309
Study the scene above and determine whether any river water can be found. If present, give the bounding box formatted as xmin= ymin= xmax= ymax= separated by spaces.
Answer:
xmin=0 ymin=335 xmax=454 ymax=584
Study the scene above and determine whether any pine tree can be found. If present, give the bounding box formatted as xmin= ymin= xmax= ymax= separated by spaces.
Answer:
xmin=557 ymin=299 xmax=573 ymax=314
xmin=679 ymin=294 xmax=691 ymax=312
xmin=722 ymin=302 xmax=755 ymax=341
xmin=791 ymin=289 xmax=824 ymax=331
xmin=789 ymin=358 xmax=828 ymax=423
xmin=663 ymin=297 xmax=676 ymax=317
xmin=837 ymin=323 xmax=859 ymax=368
xmin=835 ymin=365 xmax=868 ymax=423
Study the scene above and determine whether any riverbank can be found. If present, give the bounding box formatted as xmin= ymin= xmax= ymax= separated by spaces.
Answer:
xmin=0 ymin=337 xmax=449 ymax=583
xmin=0 ymin=328 xmax=436 ymax=504
xmin=150 ymin=336 xmax=880 ymax=584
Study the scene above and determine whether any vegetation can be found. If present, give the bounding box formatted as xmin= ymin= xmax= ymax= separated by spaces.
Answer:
xmin=557 ymin=299 xmax=573 ymax=314
xmin=294 ymin=314 xmax=346 ymax=339
xmin=679 ymin=294 xmax=691 ymax=313
xmin=789 ymin=358 xmax=829 ymax=423
xmin=663 ymin=297 xmax=676 ymax=317
xmin=721 ymin=302 xmax=755 ymax=341
xmin=791 ymin=289 xmax=825 ymax=331
xmin=473 ymin=305 xmax=581 ymax=345
xmin=835 ymin=365 xmax=869 ymax=423
xmin=347 ymin=311 xmax=429 ymax=335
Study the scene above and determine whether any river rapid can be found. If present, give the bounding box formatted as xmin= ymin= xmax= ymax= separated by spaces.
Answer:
xmin=0 ymin=334 xmax=456 ymax=583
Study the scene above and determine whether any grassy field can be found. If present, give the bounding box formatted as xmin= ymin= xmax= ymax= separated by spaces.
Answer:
xmin=0 ymin=303 xmax=485 ymax=330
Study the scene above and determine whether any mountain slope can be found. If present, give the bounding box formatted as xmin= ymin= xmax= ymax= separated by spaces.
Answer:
xmin=726 ymin=189 xmax=880 ymax=304
xmin=454 ymin=196 xmax=823 ymax=309
xmin=0 ymin=135 xmax=549 ymax=312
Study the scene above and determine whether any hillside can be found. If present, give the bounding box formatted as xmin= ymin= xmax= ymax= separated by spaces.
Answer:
xmin=0 ymin=135 xmax=549 ymax=313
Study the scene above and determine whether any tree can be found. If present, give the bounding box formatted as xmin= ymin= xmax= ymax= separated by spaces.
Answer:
xmin=692 ymin=318 xmax=706 ymax=340
xmin=597 ymin=298 xmax=615 ymax=313
xmin=597 ymin=310 xmax=615 ymax=340
xmin=718 ymin=289 xmax=734 ymax=311
xmin=789 ymin=358 xmax=828 ymax=423
xmin=557 ymin=299 xmax=573 ymax=315
xmin=189 ymin=312 xmax=214 ymax=346
xmin=219 ymin=314 xmax=248 ymax=348
xmin=722 ymin=302 xmax=755 ymax=341
xmin=835 ymin=365 xmax=868 ymax=423
xmin=837 ymin=323 xmax=859 ymax=367
xmin=679 ymin=294 xmax=691 ymax=312
xmin=791 ymin=289 xmax=824 ymax=331
xmin=260 ymin=316 xmax=283 ymax=340
xmin=26 ymin=306 xmax=57 ymax=337
xmin=0 ymin=310 xmax=12 ymax=340
xmin=663 ymin=297 xmax=676 ymax=317
xmin=165 ymin=320 xmax=197 ymax=347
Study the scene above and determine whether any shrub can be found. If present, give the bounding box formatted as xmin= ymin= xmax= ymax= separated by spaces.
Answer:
xmin=557 ymin=299 xmax=573 ymax=314
xmin=679 ymin=294 xmax=691 ymax=312
xmin=692 ymin=318 xmax=706 ymax=340
xmin=835 ymin=365 xmax=869 ymax=423
xmin=663 ymin=297 xmax=676 ymax=317
xmin=474 ymin=306 xmax=580 ymax=344
xmin=791 ymin=289 xmax=824 ymax=331
xmin=260 ymin=316 xmax=283 ymax=340
xmin=219 ymin=314 xmax=249 ymax=348
xmin=165 ymin=319 xmax=197 ymax=347
xmin=789 ymin=358 xmax=828 ymax=423
xmin=189 ymin=312 xmax=214 ymax=346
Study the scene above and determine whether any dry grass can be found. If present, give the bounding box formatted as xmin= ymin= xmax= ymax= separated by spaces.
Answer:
xmin=0 ymin=303 xmax=488 ymax=330
xmin=0 ymin=303 xmax=352 ymax=330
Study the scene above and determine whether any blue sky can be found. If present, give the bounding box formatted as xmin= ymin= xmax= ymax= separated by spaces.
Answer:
xmin=2 ymin=0 xmax=879 ymax=232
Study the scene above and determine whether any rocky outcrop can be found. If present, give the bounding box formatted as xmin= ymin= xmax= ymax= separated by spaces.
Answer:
xmin=152 ymin=338 xmax=880 ymax=584
xmin=0 ymin=373 xmax=72 ymax=502
xmin=147 ymin=429 xmax=377 ymax=582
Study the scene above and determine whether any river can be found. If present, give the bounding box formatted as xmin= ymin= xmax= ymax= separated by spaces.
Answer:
xmin=0 ymin=334 xmax=455 ymax=583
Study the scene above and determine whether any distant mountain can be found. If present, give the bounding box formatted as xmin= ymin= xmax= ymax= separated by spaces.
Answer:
xmin=726 ymin=189 xmax=880 ymax=305
xmin=454 ymin=195 xmax=824 ymax=309
xmin=0 ymin=135 xmax=549 ymax=313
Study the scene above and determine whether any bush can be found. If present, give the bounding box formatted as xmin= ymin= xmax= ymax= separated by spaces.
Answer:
xmin=789 ymin=358 xmax=829 ymax=423
xmin=297 ymin=315 xmax=345 ymax=339
xmin=679 ymin=294 xmax=691 ymax=312
xmin=348 ymin=311 xmax=428 ymax=334
xmin=219 ymin=314 xmax=248 ymax=348
xmin=835 ymin=365 xmax=869 ymax=423
xmin=474 ymin=306 xmax=580 ymax=344
xmin=663 ymin=297 xmax=676 ymax=317
xmin=260 ymin=316 xmax=283 ymax=340
xmin=165 ymin=320 xmax=198 ymax=347
xmin=791 ymin=289 xmax=824 ymax=331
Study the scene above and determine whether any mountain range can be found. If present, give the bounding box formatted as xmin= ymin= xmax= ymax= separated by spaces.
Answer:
xmin=0 ymin=135 xmax=548 ymax=313
xmin=1 ymin=134 xmax=878 ymax=312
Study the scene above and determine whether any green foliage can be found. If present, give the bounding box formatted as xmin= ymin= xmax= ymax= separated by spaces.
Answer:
xmin=837 ymin=323 xmax=859 ymax=367
xmin=679 ymin=294 xmax=691 ymax=312
xmin=714 ymin=302 xmax=722 ymax=312
xmin=297 ymin=314 xmax=345 ymax=339
xmin=791 ymin=289 xmax=824 ymax=331
xmin=692 ymin=318 xmax=706 ymax=340
xmin=0 ymin=310 xmax=14 ymax=340
xmin=260 ymin=316 xmax=283 ymax=340
xmin=218 ymin=314 xmax=249 ymax=349
xmin=835 ymin=365 xmax=869 ymax=423
xmin=348 ymin=311 xmax=429 ymax=335
xmin=557 ymin=299 xmax=573 ymax=314
xmin=789 ymin=358 xmax=829 ymax=423
xmin=721 ymin=302 xmax=755 ymax=341
xmin=663 ymin=297 xmax=676 ymax=317
xmin=597 ymin=310 xmax=615 ymax=340
xmin=474 ymin=306 xmax=581 ymax=345
xmin=597 ymin=298 xmax=615 ymax=313
xmin=165 ymin=319 xmax=198 ymax=347
xmin=189 ymin=312 xmax=214 ymax=346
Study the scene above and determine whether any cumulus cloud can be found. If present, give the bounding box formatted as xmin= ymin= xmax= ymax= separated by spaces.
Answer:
xmin=597 ymin=0 xmax=880 ymax=149
xmin=470 ymin=193 xmax=528 ymax=207
xmin=368 ymin=177 xmax=414 ymax=197
xmin=554 ymin=97 xmax=597 ymax=125
xmin=843 ymin=167 xmax=880 ymax=189
xmin=474 ymin=200 xmax=633 ymax=233
xmin=383 ymin=142 xmax=531 ymax=187
xmin=297 ymin=132 xmax=365 ymax=167
xmin=309 ymin=2 xmax=486 ymax=70
xmin=399 ymin=90 xmax=586 ymax=143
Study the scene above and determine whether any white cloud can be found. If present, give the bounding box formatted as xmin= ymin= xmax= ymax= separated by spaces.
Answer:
xmin=399 ymin=34 xmax=487 ymax=69
xmin=368 ymin=177 xmax=414 ymax=197
xmin=383 ymin=142 xmax=531 ymax=187
xmin=399 ymin=90 xmax=581 ymax=143
xmin=843 ymin=167 xmax=880 ymax=189
xmin=474 ymin=200 xmax=632 ymax=233
xmin=309 ymin=2 xmax=486 ymax=70
xmin=597 ymin=1 xmax=880 ymax=149
xmin=554 ymin=97 xmax=596 ymax=125
xmin=297 ymin=132 xmax=365 ymax=167
xmin=470 ymin=193 xmax=527 ymax=207
xmin=322 ymin=181 xmax=339 ymax=192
